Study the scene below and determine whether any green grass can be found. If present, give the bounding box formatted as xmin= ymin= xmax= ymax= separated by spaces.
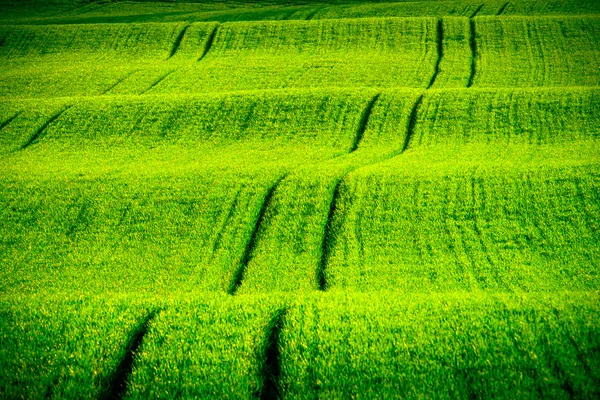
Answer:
xmin=123 ymin=295 xmax=283 ymax=399
xmin=1 ymin=0 xmax=599 ymax=398
xmin=3 ymin=0 xmax=600 ymax=25
xmin=0 ymin=90 xmax=378 ymax=295
xmin=0 ymin=295 xmax=154 ymax=399
xmin=281 ymin=292 xmax=600 ymax=399
xmin=473 ymin=16 xmax=600 ymax=87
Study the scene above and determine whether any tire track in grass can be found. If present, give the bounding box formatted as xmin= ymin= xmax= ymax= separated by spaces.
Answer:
xmin=168 ymin=23 xmax=191 ymax=59
xmin=138 ymin=69 xmax=175 ymax=95
xmin=318 ymin=179 xmax=341 ymax=291
xmin=259 ymin=308 xmax=287 ymax=400
xmin=470 ymin=4 xmax=484 ymax=18
xmin=281 ymin=9 xmax=297 ymax=21
xmin=0 ymin=110 xmax=22 ymax=132
xmin=317 ymin=93 xmax=381 ymax=290
xmin=100 ymin=70 xmax=138 ymax=95
xmin=228 ymin=175 xmax=288 ymax=295
xmin=210 ymin=188 xmax=241 ymax=259
xmin=198 ymin=24 xmax=220 ymax=62
xmin=305 ymin=7 xmax=323 ymax=20
xmin=499 ymin=299 xmax=545 ymax=398
xmin=317 ymin=93 xmax=423 ymax=290
xmin=350 ymin=93 xmax=380 ymax=152
xmin=402 ymin=94 xmax=424 ymax=152
xmin=470 ymin=177 xmax=508 ymax=290
xmin=100 ymin=309 xmax=160 ymax=400
xmin=550 ymin=306 xmax=595 ymax=380
xmin=540 ymin=329 xmax=576 ymax=398
xmin=66 ymin=201 xmax=90 ymax=238
xmin=497 ymin=2 xmax=510 ymax=16
xmin=467 ymin=18 xmax=477 ymax=87
xmin=21 ymin=106 xmax=72 ymax=150
xmin=427 ymin=19 xmax=443 ymax=89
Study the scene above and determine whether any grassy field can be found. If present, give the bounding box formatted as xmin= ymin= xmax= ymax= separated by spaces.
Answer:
xmin=0 ymin=0 xmax=599 ymax=398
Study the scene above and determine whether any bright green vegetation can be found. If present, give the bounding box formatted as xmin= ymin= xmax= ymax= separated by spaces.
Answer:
xmin=124 ymin=295 xmax=283 ymax=399
xmin=0 ymin=90 xmax=377 ymax=295
xmin=325 ymin=88 xmax=600 ymax=291
xmin=0 ymin=22 xmax=218 ymax=98
xmin=281 ymin=292 xmax=600 ymax=399
xmin=3 ymin=0 xmax=600 ymax=25
xmin=0 ymin=295 xmax=153 ymax=399
xmin=3 ymin=15 xmax=599 ymax=98
xmin=1 ymin=0 xmax=599 ymax=398
xmin=473 ymin=16 xmax=600 ymax=87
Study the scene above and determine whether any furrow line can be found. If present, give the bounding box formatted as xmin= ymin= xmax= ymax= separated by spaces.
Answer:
xmin=305 ymin=7 xmax=323 ymax=20
xmin=211 ymin=189 xmax=241 ymax=258
xmin=100 ymin=70 xmax=137 ymax=95
xmin=551 ymin=306 xmax=594 ymax=378
xmin=402 ymin=94 xmax=424 ymax=153
xmin=198 ymin=24 xmax=220 ymax=62
xmin=0 ymin=110 xmax=23 ymax=131
xmin=470 ymin=4 xmax=484 ymax=19
xmin=21 ymin=106 xmax=72 ymax=150
xmin=317 ymin=179 xmax=342 ymax=291
xmin=260 ymin=308 xmax=288 ymax=400
xmin=66 ymin=202 xmax=88 ymax=238
xmin=467 ymin=19 xmax=477 ymax=88
xmin=350 ymin=93 xmax=380 ymax=153
xmin=497 ymin=2 xmax=510 ymax=16
xmin=281 ymin=10 xmax=296 ymax=20
xmin=100 ymin=310 xmax=159 ymax=400
xmin=228 ymin=175 xmax=288 ymax=295
xmin=168 ymin=23 xmax=191 ymax=59
xmin=317 ymin=93 xmax=424 ymax=290
xmin=427 ymin=18 xmax=443 ymax=89
xmin=138 ymin=70 xmax=175 ymax=95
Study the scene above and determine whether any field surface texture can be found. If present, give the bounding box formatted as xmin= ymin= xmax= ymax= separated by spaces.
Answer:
xmin=0 ymin=0 xmax=599 ymax=398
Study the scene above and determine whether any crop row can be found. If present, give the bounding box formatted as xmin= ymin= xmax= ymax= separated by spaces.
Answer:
xmin=1 ymin=292 xmax=598 ymax=399
xmin=1 ymin=16 xmax=599 ymax=98
xmin=0 ymin=87 xmax=598 ymax=296
xmin=3 ymin=0 xmax=600 ymax=25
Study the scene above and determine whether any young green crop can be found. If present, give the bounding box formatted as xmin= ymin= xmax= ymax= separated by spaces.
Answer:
xmin=149 ymin=17 xmax=441 ymax=93
xmin=324 ymin=87 xmax=600 ymax=292
xmin=0 ymin=22 xmax=218 ymax=98
xmin=473 ymin=16 xmax=600 ymax=87
xmin=280 ymin=292 xmax=600 ymax=399
xmin=0 ymin=1 xmax=599 ymax=397
xmin=0 ymin=89 xmax=375 ymax=296
xmin=0 ymin=295 xmax=154 ymax=399
xmin=4 ymin=1 xmax=600 ymax=25
xmin=123 ymin=294 xmax=284 ymax=399
xmin=237 ymin=90 xmax=423 ymax=293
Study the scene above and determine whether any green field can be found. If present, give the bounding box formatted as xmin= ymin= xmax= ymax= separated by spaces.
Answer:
xmin=0 ymin=0 xmax=599 ymax=398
